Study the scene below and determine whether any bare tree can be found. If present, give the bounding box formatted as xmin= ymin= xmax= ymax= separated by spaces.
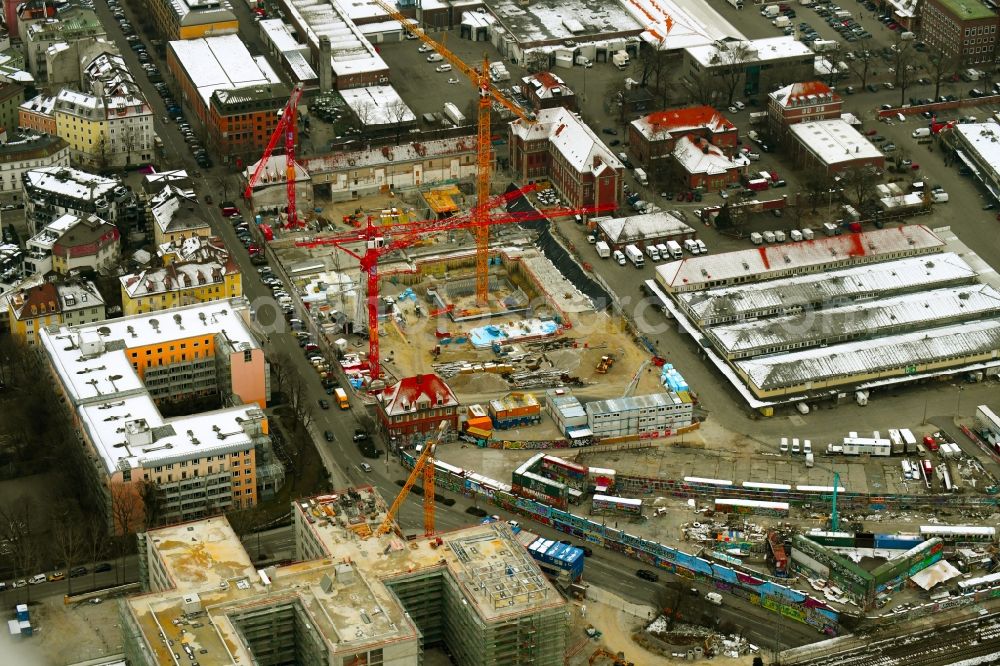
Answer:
xmin=50 ymin=508 xmax=87 ymax=595
xmin=684 ymin=71 xmax=717 ymax=106
xmin=926 ymin=45 xmax=960 ymax=101
xmin=0 ymin=496 xmax=41 ymax=603
xmin=712 ymin=41 xmax=754 ymax=106
xmin=840 ymin=165 xmax=880 ymax=209
xmin=847 ymin=49 xmax=877 ymax=90
xmin=109 ymin=483 xmax=140 ymax=584
xmin=139 ymin=479 xmax=163 ymax=530
xmin=387 ymin=99 xmax=412 ymax=145
xmin=891 ymin=39 xmax=920 ymax=107
xmin=119 ymin=123 xmax=138 ymax=167
xmin=85 ymin=515 xmax=109 ymax=591
xmin=353 ymin=101 xmax=375 ymax=132
xmin=802 ymin=168 xmax=835 ymax=213
xmin=94 ymin=133 xmax=111 ymax=174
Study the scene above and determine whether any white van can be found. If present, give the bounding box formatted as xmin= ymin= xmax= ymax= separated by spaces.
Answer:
xmin=612 ymin=249 xmax=627 ymax=266
xmin=705 ymin=592 xmax=723 ymax=606
xmin=780 ymin=437 xmax=789 ymax=453
xmin=931 ymin=191 xmax=949 ymax=203
xmin=803 ymin=440 xmax=812 ymax=455
xmin=29 ymin=574 xmax=47 ymax=585
xmin=695 ymin=239 xmax=707 ymax=254
xmin=655 ymin=243 xmax=669 ymax=258
xmin=791 ymin=438 xmax=800 ymax=454
xmin=645 ymin=245 xmax=661 ymax=261
xmin=912 ymin=127 xmax=931 ymax=138
xmin=665 ymin=240 xmax=683 ymax=258
xmin=436 ymin=64 xmax=452 ymax=72
xmin=683 ymin=239 xmax=699 ymax=254
xmin=426 ymin=53 xmax=444 ymax=62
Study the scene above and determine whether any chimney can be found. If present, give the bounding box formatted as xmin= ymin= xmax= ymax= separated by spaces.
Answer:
xmin=318 ymin=37 xmax=333 ymax=92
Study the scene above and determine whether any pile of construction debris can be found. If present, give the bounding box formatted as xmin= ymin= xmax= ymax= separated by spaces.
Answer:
xmin=642 ymin=618 xmax=758 ymax=660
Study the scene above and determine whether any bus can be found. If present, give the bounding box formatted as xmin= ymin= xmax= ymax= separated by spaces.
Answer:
xmin=333 ymin=387 xmax=349 ymax=409
xmin=591 ymin=494 xmax=643 ymax=516
xmin=683 ymin=477 xmax=734 ymax=488
xmin=919 ymin=525 xmax=996 ymax=547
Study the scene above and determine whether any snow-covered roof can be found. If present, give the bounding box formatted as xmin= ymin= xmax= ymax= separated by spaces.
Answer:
xmin=340 ymin=86 xmax=415 ymax=127
xmin=27 ymin=212 xmax=113 ymax=251
xmin=769 ymin=81 xmax=839 ymax=109
xmin=673 ymin=135 xmax=749 ymax=176
xmin=24 ymin=166 xmax=116 ymax=201
xmin=788 ymin=119 xmax=883 ymax=166
xmin=168 ymin=0 xmax=236 ymax=25
xmin=631 ymin=106 xmax=734 ymax=142
xmin=303 ymin=137 xmax=478 ymax=173
xmin=953 ymin=123 xmax=1000 ymax=180
xmin=258 ymin=18 xmax=307 ymax=55
xmin=486 ymin=0 xmax=641 ymax=45
xmin=710 ymin=284 xmax=1000 ymax=358
xmin=150 ymin=187 xmax=210 ymax=235
xmin=597 ymin=211 xmax=693 ymax=245
xmin=677 ymin=252 xmax=978 ymax=325
xmin=521 ymin=72 xmax=573 ymax=100
xmin=736 ymin=319 xmax=1000 ymax=392
xmin=20 ymin=93 xmax=56 ymax=117
xmin=379 ymin=373 xmax=458 ymax=417
xmin=617 ymin=0 xmax=743 ymax=50
xmin=510 ymin=106 xmax=622 ymax=175
xmin=120 ymin=257 xmax=238 ymax=298
xmin=284 ymin=0 xmax=388 ymax=77
xmin=39 ymin=299 xmax=262 ymax=471
xmin=168 ymin=35 xmax=283 ymax=108
xmin=656 ymin=226 xmax=945 ymax=292
xmin=685 ymin=37 xmax=812 ymax=67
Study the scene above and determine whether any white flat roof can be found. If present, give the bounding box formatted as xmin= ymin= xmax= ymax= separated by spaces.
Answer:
xmin=677 ymin=252 xmax=978 ymax=323
xmin=597 ymin=211 xmax=693 ymax=244
xmin=39 ymin=299 xmax=261 ymax=471
xmin=954 ymin=123 xmax=1000 ymax=177
xmin=169 ymin=35 xmax=283 ymax=107
xmin=736 ymin=319 xmax=1000 ymax=392
xmin=340 ymin=86 xmax=415 ymax=126
xmin=258 ymin=18 xmax=306 ymax=54
xmin=656 ymin=225 xmax=944 ymax=291
xmin=24 ymin=166 xmax=116 ymax=201
xmin=286 ymin=0 xmax=388 ymax=77
xmin=788 ymin=119 xmax=883 ymax=166
xmin=686 ymin=36 xmax=812 ymax=67
xmin=486 ymin=0 xmax=641 ymax=45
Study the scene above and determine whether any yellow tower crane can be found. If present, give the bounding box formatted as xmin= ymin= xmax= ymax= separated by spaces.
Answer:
xmin=369 ymin=0 xmax=536 ymax=305
xmin=373 ymin=420 xmax=449 ymax=538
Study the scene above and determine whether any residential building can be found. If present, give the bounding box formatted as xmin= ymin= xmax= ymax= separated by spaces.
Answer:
xmin=628 ymin=105 xmax=738 ymax=167
xmin=52 ymin=54 xmax=155 ymax=170
xmin=0 ymin=80 xmax=23 ymax=134
xmin=672 ymin=134 xmax=750 ymax=189
xmin=919 ymin=0 xmax=999 ymax=67
xmin=148 ymin=184 xmax=210 ymax=246
xmin=683 ymin=37 xmax=814 ymax=100
xmin=0 ymin=40 xmax=32 ymax=86
xmin=7 ymin=277 xmax=105 ymax=345
xmin=787 ymin=119 xmax=885 ymax=175
xmin=585 ymin=392 xmax=694 ymax=439
xmin=166 ymin=35 xmax=283 ymax=142
xmin=376 ymin=373 xmax=460 ymax=448
xmin=0 ymin=132 xmax=70 ymax=201
xmin=45 ymin=37 xmax=118 ymax=91
xmin=520 ymin=72 xmax=577 ymax=112
xmin=120 ymin=247 xmax=241 ymax=316
xmin=149 ymin=0 xmax=238 ymax=41
xmin=303 ymin=136 xmax=481 ymax=202
xmin=18 ymin=94 xmax=57 ymax=135
xmin=141 ymin=169 xmax=192 ymax=198
xmin=39 ymin=299 xmax=270 ymax=532
xmin=0 ymin=244 xmax=24 ymax=288
xmin=123 ymin=498 xmax=566 ymax=666
xmin=509 ymin=106 xmax=624 ymax=211
xmin=207 ymin=83 xmax=291 ymax=167
xmin=22 ymin=166 xmax=119 ymax=234
xmin=768 ymin=81 xmax=843 ymax=147
xmin=241 ymin=155 xmax=312 ymax=214
xmin=595 ymin=211 xmax=695 ymax=252
xmin=22 ymin=6 xmax=106 ymax=79
xmin=24 ymin=212 xmax=120 ymax=275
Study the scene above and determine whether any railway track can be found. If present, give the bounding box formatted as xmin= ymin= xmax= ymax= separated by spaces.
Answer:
xmin=792 ymin=614 xmax=1000 ymax=666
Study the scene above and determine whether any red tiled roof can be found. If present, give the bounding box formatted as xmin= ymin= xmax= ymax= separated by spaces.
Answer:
xmin=380 ymin=373 xmax=459 ymax=416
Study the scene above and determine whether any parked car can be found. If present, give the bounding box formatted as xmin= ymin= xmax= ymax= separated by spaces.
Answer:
xmin=324 ymin=430 xmax=334 ymax=442
xmin=94 ymin=563 xmax=113 ymax=573
xmin=636 ymin=569 xmax=659 ymax=582
xmin=47 ymin=571 xmax=65 ymax=582
xmin=70 ymin=566 xmax=88 ymax=578
xmin=318 ymin=399 xmax=330 ymax=410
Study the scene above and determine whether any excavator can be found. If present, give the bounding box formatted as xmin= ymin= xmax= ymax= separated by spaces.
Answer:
xmin=589 ymin=648 xmax=633 ymax=666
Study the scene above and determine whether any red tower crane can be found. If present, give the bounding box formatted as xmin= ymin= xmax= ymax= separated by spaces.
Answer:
xmin=244 ymin=84 xmax=304 ymax=229
xmin=295 ymin=187 xmax=615 ymax=381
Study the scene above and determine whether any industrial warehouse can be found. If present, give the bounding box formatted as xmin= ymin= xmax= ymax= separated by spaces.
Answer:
xmin=657 ymin=226 xmax=1000 ymax=408
xmin=121 ymin=489 xmax=567 ymax=665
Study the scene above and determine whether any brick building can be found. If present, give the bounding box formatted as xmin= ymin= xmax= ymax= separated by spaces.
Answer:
xmin=628 ymin=106 xmax=737 ymax=167
xmin=508 ymin=106 xmax=623 ymax=212
xmin=919 ymin=0 xmax=999 ymax=67
xmin=18 ymin=94 xmax=57 ymax=135
xmin=149 ymin=0 xmax=237 ymax=41
xmin=376 ymin=373 xmax=459 ymax=448
xmin=768 ymin=81 xmax=843 ymax=147
xmin=672 ymin=135 xmax=750 ymax=190
xmin=519 ymin=72 xmax=576 ymax=112
xmin=207 ymin=84 xmax=291 ymax=168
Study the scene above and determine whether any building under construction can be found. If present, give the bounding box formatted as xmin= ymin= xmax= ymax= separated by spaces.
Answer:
xmin=121 ymin=487 xmax=568 ymax=665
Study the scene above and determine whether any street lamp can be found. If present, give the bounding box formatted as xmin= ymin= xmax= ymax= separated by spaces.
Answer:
xmin=956 ymin=385 xmax=964 ymax=417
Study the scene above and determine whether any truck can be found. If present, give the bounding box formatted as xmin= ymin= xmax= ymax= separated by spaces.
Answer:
xmin=805 ymin=452 xmax=815 ymax=468
xmin=443 ymin=102 xmax=465 ymax=126
xmin=489 ymin=61 xmax=510 ymax=82
xmin=624 ymin=244 xmax=644 ymax=268
xmin=633 ymin=168 xmax=648 ymax=186
xmin=747 ymin=178 xmax=770 ymax=192
xmin=595 ymin=240 xmax=611 ymax=258
xmin=612 ymin=51 xmax=630 ymax=70
xmin=773 ymin=15 xmax=790 ymax=27
xmin=727 ymin=0 xmax=743 ymax=8
xmin=575 ymin=55 xmax=592 ymax=67
xmin=705 ymin=592 xmax=723 ymax=606
xmin=333 ymin=387 xmax=349 ymax=410
xmin=762 ymin=5 xmax=779 ymax=18
xmin=899 ymin=428 xmax=918 ymax=453
xmin=810 ymin=39 xmax=839 ymax=53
